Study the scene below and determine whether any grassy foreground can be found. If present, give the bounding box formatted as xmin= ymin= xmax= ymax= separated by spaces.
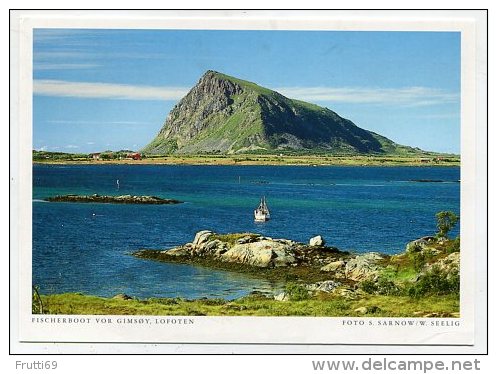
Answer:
xmin=38 ymin=292 xmax=459 ymax=317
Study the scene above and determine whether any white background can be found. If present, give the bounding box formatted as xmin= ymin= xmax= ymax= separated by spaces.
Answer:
xmin=3 ymin=1 xmax=494 ymax=373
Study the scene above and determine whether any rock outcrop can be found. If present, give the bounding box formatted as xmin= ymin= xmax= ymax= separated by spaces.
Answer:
xmin=344 ymin=252 xmax=384 ymax=281
xmin=113 ymin=293 xmax=132 ymax=300
xmin=405 ymin=236 xmax=442 ymax=256
xmin=423 ymin=252 xmax=460 ymax=277
xmin=306 ymin=280 xmax=341 ymax=293
xmin=135 ymin=230 xmax=345 ymax=269
xmin=320 ymin=260 xmax=346 ymax=273
xmin=160 ymin=231 xmax=298 ymax=268
xmin=320 ymin=252 xmax=384 ymax=281
xmin=309 ymin=235 xmax=325 ymax=247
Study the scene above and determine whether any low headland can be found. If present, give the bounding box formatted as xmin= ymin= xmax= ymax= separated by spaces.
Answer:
xmin=35 ymin=212 xmax=460 ymax=317
xmin=45 ymin=194 xmax=182 ymax=205
xmin=33 ymin=150 xmax=460 ymax=167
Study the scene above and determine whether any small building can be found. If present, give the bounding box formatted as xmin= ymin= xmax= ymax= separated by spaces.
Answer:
xmin=90 ymin=153 xmax=101 ymax=160
xmin=126 ymin=152 xmax=141 ymax=160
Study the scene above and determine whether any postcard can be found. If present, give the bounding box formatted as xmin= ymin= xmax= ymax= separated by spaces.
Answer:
xmin=10 ymin=10 xmax=487 ymax=353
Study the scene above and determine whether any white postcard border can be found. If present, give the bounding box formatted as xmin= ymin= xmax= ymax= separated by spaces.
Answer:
xmin=10 ymin=10 xmax=486 ymax=352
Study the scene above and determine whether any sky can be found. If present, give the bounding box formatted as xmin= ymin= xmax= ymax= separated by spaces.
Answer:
xmin=33 ymin=29 xmax=461 ymax=154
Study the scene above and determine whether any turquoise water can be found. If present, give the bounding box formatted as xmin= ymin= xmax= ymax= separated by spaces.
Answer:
xmin=33 ymin=164 xmax=460 ymax=299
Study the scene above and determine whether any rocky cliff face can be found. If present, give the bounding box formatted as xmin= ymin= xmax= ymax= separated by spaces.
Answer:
xmin=142 ymin=70 xmax=409 ymax=155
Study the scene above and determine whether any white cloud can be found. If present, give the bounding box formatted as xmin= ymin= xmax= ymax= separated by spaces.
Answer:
xmin=33 ymin=80 xmax=189 ymax=101
xmin=65 ymin=145 xmax=79 ymax=149
xmin=46 ymin=120 xmax=155 ymax=126
xmin=33 ymin=79 xmax=458 ymax=108
xmin=276 ymin=86 xmax=459 ymax=107
xmin=35 ymin=63 xmax=100 ymax=71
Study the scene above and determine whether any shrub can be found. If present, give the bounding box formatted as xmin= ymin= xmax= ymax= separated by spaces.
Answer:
xmin=359 ymin=279 xmax=378 ymax=294
xmin=446 ymin=236 xmax=461 ymax=253
xmin=359 ymin=277 xmax=400 ymax=296
xmin=407 ymin=266 xmax=459 ymax=298
xmin=376 ymin=278 xmax=401 ymax=296
xmin=408 ymin=251 xmax=430 ymax=272
xmin=285 ymin=282 xmax=310 ymax=301
xmin=32 ymin=286 xmax=44 ymax=314
xmin=436 ymin=211 xmax=459 ymax=239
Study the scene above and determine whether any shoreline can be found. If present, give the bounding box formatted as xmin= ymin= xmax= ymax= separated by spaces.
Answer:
xmin=33 ymin=155 xmax=460 ymax=167
xmin=33 ymin=231 xmax=461 ymax=317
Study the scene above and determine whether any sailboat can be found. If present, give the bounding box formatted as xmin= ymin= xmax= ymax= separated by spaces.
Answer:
xmin=254 ymin=196 xmax=270 ymax=221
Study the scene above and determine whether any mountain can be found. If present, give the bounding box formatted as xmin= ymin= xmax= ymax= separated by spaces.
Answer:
xmin=142 ymin=70 xmax=415 ymax=155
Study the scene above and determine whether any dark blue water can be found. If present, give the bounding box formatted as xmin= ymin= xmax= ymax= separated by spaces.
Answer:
xmin=33 ymin=164 xmax=460 ymax=299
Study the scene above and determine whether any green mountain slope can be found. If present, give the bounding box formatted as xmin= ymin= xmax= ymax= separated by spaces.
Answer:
xmin=142 ymin=70 xmax=417 ymax=155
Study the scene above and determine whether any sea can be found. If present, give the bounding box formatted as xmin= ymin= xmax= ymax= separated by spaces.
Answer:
xmin=33 ymin=164 xmax=460 ymax=299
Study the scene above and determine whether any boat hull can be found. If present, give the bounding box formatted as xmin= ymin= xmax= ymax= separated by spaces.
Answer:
xmin=254 ymin=213 xmax=270 ymax=222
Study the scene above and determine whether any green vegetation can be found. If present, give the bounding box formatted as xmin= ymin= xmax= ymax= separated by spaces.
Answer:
xmin=446 ymin=236 xmax=461 ymax=253
xmin=34 ymin=152 xmax=460 ymax=167
xmin=33 ymin=150 xmax=88 ymax=161
xmin=360 ymin=233 xmax=460 ymax=299
xmin=32 ymin=286 xmax=44 ymax=314
xmin=406 ymin=266 xmax=459 ymax=298
xmin=285 ymin=282 xmax=311 ymax=301
xmin=360 ymin=263 xmax=459 ymax=299
xmin=359 ymin=277 xmax=400 ymax=296
xmin=436 ymin=211 xmax=459 ymax=239
xmin=33 ymin=149 xmax=143 ymax=163
xmin=35 ymin=292 xmax=459 ymax=317
xmin=407 ymin=249 xmax=434 ymax=272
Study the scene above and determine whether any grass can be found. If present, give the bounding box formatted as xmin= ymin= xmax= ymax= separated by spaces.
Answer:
xmin=381 ymin=264 xmax=418 ymax=282
xmin=34 ymin=153 xmax=460 ymax=167
xmin=37 ymin=292 xmax=459 ymax=317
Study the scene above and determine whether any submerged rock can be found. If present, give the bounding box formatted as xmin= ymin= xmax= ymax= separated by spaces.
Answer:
xmin=162 ymin=246 xmax=190 ymax=256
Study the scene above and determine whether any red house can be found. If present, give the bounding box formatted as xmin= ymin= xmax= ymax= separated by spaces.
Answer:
xmin=127 ymin=152 xmax=141 ymax=160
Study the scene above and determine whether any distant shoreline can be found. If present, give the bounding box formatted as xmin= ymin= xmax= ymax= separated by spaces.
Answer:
xmin=33 ymin=154 xmax=460 ymax=167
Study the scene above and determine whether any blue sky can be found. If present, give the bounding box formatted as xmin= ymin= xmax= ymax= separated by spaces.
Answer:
xmin=33 ymin=29 xmax=461 ymax=154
